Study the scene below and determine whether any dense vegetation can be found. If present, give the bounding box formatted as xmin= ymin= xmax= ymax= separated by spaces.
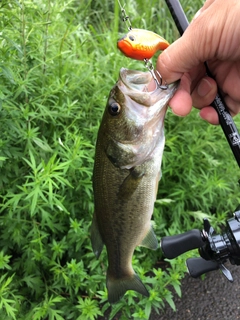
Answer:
xmin=0 ymin=0 xmax=239 ymax=319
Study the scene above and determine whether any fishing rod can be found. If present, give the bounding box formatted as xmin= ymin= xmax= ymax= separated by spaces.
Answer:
xmin=160 ymin=0 xmax=240 ymax=282
xmin=165 ymin=0 xmax=240 ymax=168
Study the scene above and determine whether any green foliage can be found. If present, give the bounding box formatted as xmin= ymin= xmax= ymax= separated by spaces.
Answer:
xmin=0 ymin=0 xmax=239 ymax=319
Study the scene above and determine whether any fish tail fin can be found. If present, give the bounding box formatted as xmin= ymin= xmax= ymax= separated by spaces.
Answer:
xmin=107 ymin=272 xmax=149 ymax=304
xmin=90 ymin=213 xmax=104 ymax=258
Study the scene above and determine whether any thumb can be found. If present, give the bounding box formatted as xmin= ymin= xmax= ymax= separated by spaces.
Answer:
xmin=156 ymin=33 xmax=201 ymax=83
xmin=157 ymin=0 xmax=224 ymax=83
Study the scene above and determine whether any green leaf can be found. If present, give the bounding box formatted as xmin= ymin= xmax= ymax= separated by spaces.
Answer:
xmin=0 ymin=297 xmax=17 ymax=320
xmin=165 ymin=294 xmax=176 ymax=311
xmin=144 ymin=301 xmax=152 ymax=319
xmin=76 ymin=298 xmax=103 ymax=320
xmin=33 ymin=137 xmax=53 ymax=152
xmin=0 ymin=251 xmax=12 ymax=270
xmin=172 ymin=282 xmax=182 ymax=298
xmin=109 ymin=302 xmax=124 ymax=320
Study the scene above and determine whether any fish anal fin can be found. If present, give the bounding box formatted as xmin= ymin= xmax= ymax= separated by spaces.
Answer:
xmin=90 ymin=213 xmax=104 ymax=258
xmin=107 ymin=272 xmax=149 ymax=304
xmin=140 ymin=225 xmax=158 ymax=250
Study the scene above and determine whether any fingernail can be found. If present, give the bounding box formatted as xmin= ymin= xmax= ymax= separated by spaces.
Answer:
xmin=192 ymin=8 xmax=202 ymax=21
xmin=197 ymin=78 xmax=212 ymax=97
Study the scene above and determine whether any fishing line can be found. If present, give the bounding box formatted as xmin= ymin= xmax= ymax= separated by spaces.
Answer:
xmin=117 ymin=0 xmax=132 ymax=30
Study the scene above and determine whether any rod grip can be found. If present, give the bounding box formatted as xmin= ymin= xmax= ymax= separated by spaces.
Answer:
xmin=161 ymin=229 xmax=205 ymax=259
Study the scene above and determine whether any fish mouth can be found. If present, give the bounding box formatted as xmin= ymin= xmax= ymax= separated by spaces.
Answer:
xmin=118 ymin=67 xmax=179 ymax=107
xmin=119 ymin=68 xmax=153 ymax=92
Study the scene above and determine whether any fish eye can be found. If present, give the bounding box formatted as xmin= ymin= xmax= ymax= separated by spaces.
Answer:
xmin=108 ymin=102 xmax=121 ymax=116
xmin=129 ymin=35 xmax=135 ymax=41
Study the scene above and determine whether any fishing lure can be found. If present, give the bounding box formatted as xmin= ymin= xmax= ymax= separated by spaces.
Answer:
xmin=117 ymin=0 xmax=169 ymax=89
xmin=117 ymin=28 xmax=170 ymax=60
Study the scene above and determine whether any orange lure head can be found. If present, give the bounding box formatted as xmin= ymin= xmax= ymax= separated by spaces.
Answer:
xmin=117 ymin=28 xmax=170 ymax=60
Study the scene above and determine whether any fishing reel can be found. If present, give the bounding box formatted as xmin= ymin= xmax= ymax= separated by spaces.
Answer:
xmin=160 ymin=206 xmax=240 ymax=282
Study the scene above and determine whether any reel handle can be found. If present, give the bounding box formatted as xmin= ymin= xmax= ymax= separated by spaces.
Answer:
xmin=186 ymin=257 xmax=219 ymax=278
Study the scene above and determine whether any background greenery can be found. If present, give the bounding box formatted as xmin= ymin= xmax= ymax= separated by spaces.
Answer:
xmin=0 ymin=0 xmax=239 ymax=319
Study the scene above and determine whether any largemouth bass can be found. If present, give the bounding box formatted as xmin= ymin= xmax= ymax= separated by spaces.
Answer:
xmin=91 ymin=68 xmax=178 ymax=304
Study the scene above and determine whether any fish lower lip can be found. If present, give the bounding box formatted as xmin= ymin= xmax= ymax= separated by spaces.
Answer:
xmin=119 ymin=68 xmax=152 ymax=90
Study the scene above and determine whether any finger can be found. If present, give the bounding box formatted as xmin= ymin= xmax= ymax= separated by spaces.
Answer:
xmin=192 ymin=77 xmax=217 ymax=108
xmin=199 ymin=96 xmax=240 ymax=125
xmin=168 ymin=73 xmax=192 ymax=116
xmin=199 ymin=107 xmax=219 ymax=125
xmin=157 ymin=38 xmax=196 ymax=84
xmin=224 ymin=95 xmax=240 ymax=117
xmin=169 ymin=90 xmax=192 ymax=117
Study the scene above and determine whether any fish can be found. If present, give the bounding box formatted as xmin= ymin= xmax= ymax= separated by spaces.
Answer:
xmin=117 ymin=28 xmax=170 ymax=60
xmin=91 ymin=68 xmax=178 ymax=304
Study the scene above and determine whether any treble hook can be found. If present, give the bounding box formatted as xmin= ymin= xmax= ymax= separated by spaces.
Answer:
xmin=144 ymin=59 xmax=168 ymax=90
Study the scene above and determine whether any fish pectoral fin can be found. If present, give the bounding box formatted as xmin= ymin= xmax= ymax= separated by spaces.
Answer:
xmin=140 ymin=225 xmax=158 ymax=250
xmin=118 ymin=167 xmax=144 ymax=199
xmin=90 ymin=213 xmax=104 ymax=258
xmin=107 ymin=272 xmax=149 ymax=304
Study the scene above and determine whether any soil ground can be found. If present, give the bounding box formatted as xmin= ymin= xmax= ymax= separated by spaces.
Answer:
xmin=152 ymin=262 xmax=240 ymax=320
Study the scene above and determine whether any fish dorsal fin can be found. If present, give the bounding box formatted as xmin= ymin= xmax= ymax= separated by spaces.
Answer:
xmin=140 ymin=225 xmax=158 ymax=250
xmin=90 ymin=213 xmax=104 ymax=258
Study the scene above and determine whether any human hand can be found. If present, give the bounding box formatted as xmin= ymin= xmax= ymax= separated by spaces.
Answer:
xmin=157 ymin=0 xmax=240 ymax=124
